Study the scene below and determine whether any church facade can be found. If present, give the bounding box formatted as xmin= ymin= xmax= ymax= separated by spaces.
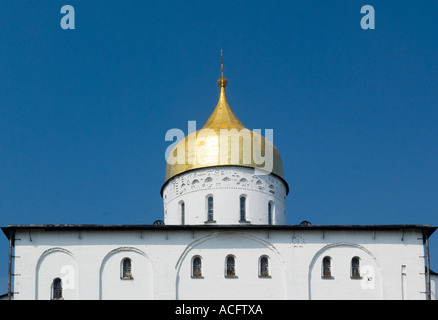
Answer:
xmin=2 ymin=224 xmax=436 ymax=300
xmin=2 ymin=71 xmax=436 ymax=300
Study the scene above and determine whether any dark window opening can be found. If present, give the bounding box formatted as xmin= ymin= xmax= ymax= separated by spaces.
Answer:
xmin=53 ymin=278 xmax=63 ymax=300
xmin=240 ymin=196 xmax=246 ymax=221
xmin=351 ymin=257 xmax=361 ymax=279
xmin=192 ymin=256 xmax=202 ymax=278
xmin=122 ymin=258 xmax=133 ymax=279
xmin=268 ymin=202 xmax=273 ymax=225
xmin=226 ymin=255 xmax=236 ymax=278
xmin=322 ymin=256 xmax=332 ymax=278
xmin=180 ymin=202 xmax=185 ymax=225
xmin=207 ymin=196 xmax=214 ymax=221
xmin=260 ymin=256 xmax=269 ymax=277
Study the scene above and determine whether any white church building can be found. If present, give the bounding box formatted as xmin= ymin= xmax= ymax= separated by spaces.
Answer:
xmin=1 ymin=72 xmax=437 ymax=300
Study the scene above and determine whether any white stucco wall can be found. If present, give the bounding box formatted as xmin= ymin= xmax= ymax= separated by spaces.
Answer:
xmin=10 ymin=226 xmax=430 ymax=300
xmin=431 ymin=273 xmax=437 ymax=300
xmin=162 ymin=166 xmax=287 ymax=225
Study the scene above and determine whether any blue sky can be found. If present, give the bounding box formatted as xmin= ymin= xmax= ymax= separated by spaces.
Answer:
xmin=0 ymin=0 xmax=437 ymax=295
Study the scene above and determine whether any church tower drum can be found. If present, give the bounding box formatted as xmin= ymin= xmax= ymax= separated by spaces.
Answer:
xmin=161 ymin=57 xmax=289 ymax=225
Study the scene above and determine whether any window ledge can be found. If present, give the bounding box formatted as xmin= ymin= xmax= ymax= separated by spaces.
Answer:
xmin=204 ymin=220 xmax=217 ymax=224
xmin=225 ymin=275 xmax=238 ymax=279
xmin=259 ymin=275 xmax=271 ymax=279
xmin=121 ymin=276 xmax=134 ymax=280
xmin=192 ymin=276 xmax=204 ymax=279
xmin=351 ymin=276 xmax=362 ymax=280
xmin=239 ymin=220 xmax=251 ymax=224
xmin=322 ymin=276 xmax=334 ymax=280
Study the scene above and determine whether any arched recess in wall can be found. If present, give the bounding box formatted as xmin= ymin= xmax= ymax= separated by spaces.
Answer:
xmin=307 ymin=242 xmax=383 ymax=300
xmin=35 ymin=247 xmax=78 ymax=300
xmin=175 ymin=233 xmax=287 ymax=300
xmin=99 ymin=247 xmax=153 ymax=300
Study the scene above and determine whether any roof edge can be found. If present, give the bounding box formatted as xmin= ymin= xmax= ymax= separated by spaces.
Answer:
xmin=2 ymin=223 xmax=436 ymax=237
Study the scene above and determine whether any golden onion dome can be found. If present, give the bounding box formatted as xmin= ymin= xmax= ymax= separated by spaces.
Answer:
xmin=163 ymin=75 xmax=288 ymax=194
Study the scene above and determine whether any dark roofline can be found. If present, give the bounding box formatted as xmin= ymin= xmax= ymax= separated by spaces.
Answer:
xmin=0 ymin=292 xmax=12 ymax=298
xmin=2 ymin=224 xmax=436 ymax=242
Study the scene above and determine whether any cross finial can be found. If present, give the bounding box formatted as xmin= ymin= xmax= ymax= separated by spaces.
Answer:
xmin=221 ymin=49 xmax=224 ymax=78
xmin=217 ymin=50 xmax=228 ymax=88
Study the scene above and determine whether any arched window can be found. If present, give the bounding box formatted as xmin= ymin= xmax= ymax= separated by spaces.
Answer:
xmin=192 ymin=256 xmax=202 ymax=278
xmin=180 ymin=201 xmax=185 ymax=225
xmin=259 ymin=256 xmax=270 ymax=277
xmin=322 ymin=256 xmax=332 ymax=278
xmin=268 ymin=202 xmax=274 ymax=225
xmin=207 ymin=196 xmax=214 ymax=222
xmin=240 ymin=196 xmax=247 ymax=221
xmin=121 ymin=258 xmax=133 ymax=279
xmin=225 ymin=255 xmax=236 ymax=278
xmin=52 ymin=278 xmax=63 ymax=300
xmin=351 ymin=257 xmax=361 ymax=279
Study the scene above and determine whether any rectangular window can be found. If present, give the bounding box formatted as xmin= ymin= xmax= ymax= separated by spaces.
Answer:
xmin=260 ymin=256 xmax=269 ymax=277
xmin=207 ymin=196 xmax=214 ymax=221
xmin=240 ymin=196 xmax=246 ymax=221
xmin=351 ymin=257 xmax=361 ymax=279
xmin=226 ymin=256 xmax=236 ymax=278
xmin=181 ymin=202 xmax=185 ymax=225
xmin=322 ymin=257 xmax=332 ymax=279
xmin=53 ymin=278 xmax=63 ymax=300
xmin=192 ymin=257 xmax=202 ymax=278
xmin=268 ymin=202 xmax=273 ymax=225
xmin=122 ymin=258 xmax=133 ymax=279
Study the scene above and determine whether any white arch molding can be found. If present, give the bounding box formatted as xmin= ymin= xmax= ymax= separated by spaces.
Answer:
xmin=307 ymin=242 xmax=383 ymax=300
xmin=174 ymin=232 xmax=287 ymax=299
xmin=35 ymin=247 xmax=77 ymax=300
xmin=99 ymin=247 xmax=153 ymax=300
